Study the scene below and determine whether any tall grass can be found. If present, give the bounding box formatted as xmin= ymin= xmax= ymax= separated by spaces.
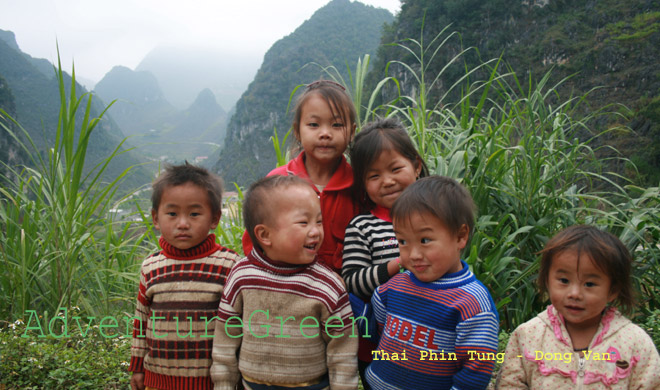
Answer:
xmin=0 ymin=59 xmax=154 ymax=320
xmin=354 ymin=28 xmax=660 ymax=331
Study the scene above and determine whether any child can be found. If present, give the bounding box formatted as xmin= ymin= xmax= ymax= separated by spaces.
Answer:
xmin=495 ymin=225 xmax=660 ymax=389
xmin=242 ymin=79 xmax=359 ymax=274
xmin=211 ymin=175 xmax=358 ymax=390
xmin=129 ymin=163 xmax=241 ymax=390
xmin=341 ymin=117 xmax=428 ymax=387
xmin=355 ymin=175 xmax=499 ymax=390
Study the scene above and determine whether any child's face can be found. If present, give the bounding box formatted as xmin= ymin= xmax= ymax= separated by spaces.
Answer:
xmin=547 ymin=250 xmax=617 ymax=331
xmin=296 ymin=93 xmax=352 ymax=168
xmin=256 ymin=185 xmax=323 ymax=264
xmin=394 ymin=212 xmax=468 ymax=283
xmin=152 ymin=182 xmax=219 ymax=250
xmin=365 ymin=148 xmax=421 ymax=209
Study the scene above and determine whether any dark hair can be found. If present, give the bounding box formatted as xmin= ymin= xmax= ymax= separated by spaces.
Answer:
xmin=291 ymin=79 xmax=356 ymax=153
xmin=538 ymin=225 xmax=634 ymax=314
xmin=151 ymin=162 xmax=223 ymax=217
xmin=391 ymin=175 xmax=475 ymax=244
xmin=243 ymin=175 xmax=311 ymax=249
xmin=350 ymin=117 xmax=429 ymax=212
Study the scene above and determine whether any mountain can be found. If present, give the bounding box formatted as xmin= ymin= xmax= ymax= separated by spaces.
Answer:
xmin=136 ymin=46 xmax=261 ymax=111
xmin=0 ymin=74 xmax=27 ymax=180
xmin=365 ymin=0 xmax=660 ymax=183
xmin=0 ymin=29 xmax=150 ymax=190
xmin=94 ymin=65 xmax=177 ymax=137
xmin=93 ymin=66 xmax=228 ymax=163
xmin=212 ymin=0 xmax=394 ymax=186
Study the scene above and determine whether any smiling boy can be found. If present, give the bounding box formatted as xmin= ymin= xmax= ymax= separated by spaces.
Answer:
xmin=354 ymin=176 xmax=499 ymax=390
xmin=129 ymin=163 xmax=241 ymax=390
xmin=211 ymin=175 xmax=358 ymax=390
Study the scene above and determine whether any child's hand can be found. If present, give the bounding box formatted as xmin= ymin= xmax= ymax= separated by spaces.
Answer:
xmin=130 ymin=372 xmax=145 ymax=390
xmin=387 ymin=257 xmax=403 ymax=276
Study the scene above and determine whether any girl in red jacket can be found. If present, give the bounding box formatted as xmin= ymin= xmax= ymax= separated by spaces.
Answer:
xmin=242 ymin=80 xmax=359 ymax=274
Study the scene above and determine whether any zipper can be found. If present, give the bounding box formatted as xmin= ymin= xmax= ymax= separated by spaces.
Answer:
xmin=577 ymin=354 xmax=586 ymax=389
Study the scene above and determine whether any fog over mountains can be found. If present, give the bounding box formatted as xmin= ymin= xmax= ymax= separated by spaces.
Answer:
xmin=135 ymin=46 xmax=261 ymax=111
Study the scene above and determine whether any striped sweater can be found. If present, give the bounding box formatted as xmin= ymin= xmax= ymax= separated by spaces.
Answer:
xmin=211 ymin=248 xmax=358 ymax=390
xmin=342 ymin=206 xmax=399 ymax=300
xmin=129 ymin=234 xmax=240 ymax=390
xmin=366 ymin=261 xmax=499 ymax=390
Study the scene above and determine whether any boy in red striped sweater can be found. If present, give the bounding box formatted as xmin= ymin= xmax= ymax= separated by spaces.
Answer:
xmin=211 ymin=175 xmax=358 ymax=390
xmin=129 ymin=163 xmax=241 ymax=390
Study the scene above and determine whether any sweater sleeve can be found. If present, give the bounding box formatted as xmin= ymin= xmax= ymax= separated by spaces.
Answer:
xmin=211 ymin=288 xmax=244 ymax=390
xmin=453 ymin=311 xmax=500 ymax=390
xmin=494 ymin=326 xmax=530 ymax=390
xmin=342 ymin=218 xmax=391 ymax=300
xmin=371 ymin=285 xmax=388 ymax=336
xmin=129 ymin=268 xmax=150 ymax=373
xmin=323 ymin=290 xmax=359 ymax=390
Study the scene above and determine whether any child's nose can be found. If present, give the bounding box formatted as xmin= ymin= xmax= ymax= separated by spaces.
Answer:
xmin=177 ymin=216 xmax=190 ymax=229
xmin=319 ymin=125 xmax=332 ymax=138
xmin=567 ymin=283 xmax=582 ymax=299
xmin=408 ymin=246 xmax=422 ymax=261
xmin=309 ymin=224 xmax=322 ymax=238
xmin=382 ymin=173 xmax=395 ymax=186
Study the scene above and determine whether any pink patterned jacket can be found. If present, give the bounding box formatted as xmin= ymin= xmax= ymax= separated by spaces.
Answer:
xmin=496 ymin=305 xmax=660 ymax=389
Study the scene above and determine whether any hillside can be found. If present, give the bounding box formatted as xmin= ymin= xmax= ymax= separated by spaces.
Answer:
xmin=366 ymin=0 xmax=660 ymax=183
xmin=0 ymin=74 xmax=27 ymax=180
xmin=212 ymin=0 xmax=394 ymax=186
xmin=0 ymin=30 xmax=151 ymax=190
xmin=94 ymin=67 xmax=228 ymax=163
xmin=94 ymin=65 xmax=177 ymax=137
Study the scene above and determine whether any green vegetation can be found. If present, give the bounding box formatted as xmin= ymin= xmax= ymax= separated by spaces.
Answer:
xmin=607 ymin=11 xmax=660 ymax=41
xmin=0 ymin=58 xmax=154 ymax=319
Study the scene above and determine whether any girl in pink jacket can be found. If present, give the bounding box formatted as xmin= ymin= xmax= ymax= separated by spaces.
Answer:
xmin=496 ymin=225 xmax=660 ymax=389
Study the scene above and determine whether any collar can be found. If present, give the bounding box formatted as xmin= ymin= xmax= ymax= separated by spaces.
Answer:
xmin=285 ymin=152 xmax=353 ymax=192
xmin=545 ymin=304 xmax=624 ymax=350
xmin=407 ymin=260 xmax=475 ymax=289
xmin=248 ymin=247 xmax=314 ymax=275
xmin=159 ymin=234 xmax=220 ymax=260
xmin=370 ymin=205 xmax=392 ymax=222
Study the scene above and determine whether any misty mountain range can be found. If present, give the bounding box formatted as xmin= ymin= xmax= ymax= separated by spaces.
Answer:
xmin=2 ymin=0 xmax=658 ymax=190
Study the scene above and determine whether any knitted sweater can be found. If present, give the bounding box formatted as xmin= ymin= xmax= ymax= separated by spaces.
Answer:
xmin=366 ymin=261 xmax=499 ymax=390
xmin=210 ymin=248 xmax=358 ymax=390
xmin=342 ymin=206 xmax=398 ymax=300
xmin=242 ymin=151 xmax=359 ymax=273
xmin=129 ymin=234 xmax=240 ymax=390
xmin=495 ymin=305 xmax=660 ymax=389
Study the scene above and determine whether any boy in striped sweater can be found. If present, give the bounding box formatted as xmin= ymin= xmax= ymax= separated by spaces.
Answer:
xmin=129 ymin=163 xmax=241 ymax=390
xmin=211 ymin=175 xmax=358 ymax=390
xmin=353 ymin=176 xmax=499 ymax=390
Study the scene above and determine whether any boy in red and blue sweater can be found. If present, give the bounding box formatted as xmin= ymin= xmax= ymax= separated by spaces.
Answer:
xmin=352 ymin=176 xmax=499 ymax=390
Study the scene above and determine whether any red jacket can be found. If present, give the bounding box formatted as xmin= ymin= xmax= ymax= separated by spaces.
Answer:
xmin=242 ymin=152 xmax=359 ymax=273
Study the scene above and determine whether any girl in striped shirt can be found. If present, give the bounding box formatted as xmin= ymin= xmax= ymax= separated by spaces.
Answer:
xmin=341 ymin=117 xmax=428 ymax=387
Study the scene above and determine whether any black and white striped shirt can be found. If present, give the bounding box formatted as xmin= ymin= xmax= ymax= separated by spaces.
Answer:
xmin=341 ymin=209 xmax=399 ymax=300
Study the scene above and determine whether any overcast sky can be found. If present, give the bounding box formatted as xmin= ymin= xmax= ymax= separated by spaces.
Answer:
xmin=0 ymin=0 xmax=400 ymax=84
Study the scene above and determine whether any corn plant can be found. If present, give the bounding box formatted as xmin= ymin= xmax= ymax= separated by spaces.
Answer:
xmin=0 ymin=57 xmax=152 ymax=320
xmin=367 ymin=27 xmax=660 ymax=331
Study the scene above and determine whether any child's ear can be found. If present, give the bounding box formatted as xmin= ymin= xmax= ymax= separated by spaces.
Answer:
xmin=607 ymin=289 xmax=619 ymax=304
xmin=210 ymin=211 xmax=221 ymax=230
xmin=254 ymin=224 xmax=271 ymax=248
xmin=292 ymin=124 xmax=301 ymax=141
xmin=151 ymin=209 xmax=160 ymax=230
xmin=456 ymin=224 xmax=470 ymax=250
xmin=414 ymin=157 xmax=423 ymax=178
